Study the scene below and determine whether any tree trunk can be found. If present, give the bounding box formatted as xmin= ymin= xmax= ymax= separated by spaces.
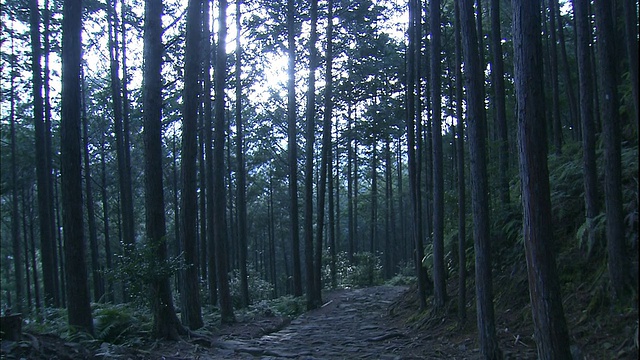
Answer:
xmin=203 ymin=0 xmax=218 ymax=306
xmin=512 ymin=0 xmax=573 ymax=357
xmin=546 ymin=0 xmax=563 ymax=154
xmin=30 ymin=0 xmax=58 ymax=309
xmin=235 ymin=0 xmax=250 ymax=309
xmin=622 ymin=0 xmax=638 ymax=128
xmin=555 ymin=2 xmax=579 ymax=141
xmin=214 ymin=0 xmax=236 ymax=323
xmin=454 ymin=0 xmax=467 ymax=324
xmin=489 ymin=0 xmax=510 ymax=207
xmin=101 ymin=137 xmax=114 ymax=303
xmin=10 ymin=34 xmax=24 ymax=313
xmin=60 ymin=0 xmax=94 ymax=334
xmin=594 ymin=0 xmax=631 ymax=300
xmin=315 ymin=0 xmax=334 ymax=303
xmin=573 ymin=0 xmax=600 ymax=258
xmin=142 ymin=0 xmax=185 ymax=339
xmin=287 ymin=0 xmax=303 ymax=298
xmin=303 ymin=0 xmax=319 ymax=310
xmin=180 ymin=0 xmax=204 ymax=330
xmin=408 ymin=0 xmax=427 ymax=311
xmin=458 ymin=0 xmax=501 ymax=357
xmin=82 ymin=69 xmax=104 ymax=303
xmin=430 ymin=0 xmax=446 ymax=309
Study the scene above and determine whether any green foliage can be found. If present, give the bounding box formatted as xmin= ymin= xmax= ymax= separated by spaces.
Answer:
xmin=228 ymin=267 xmax=275 ymax=308
xmin=262 ymin=295 xmax=307 ymax=318
xmin=105 ymin=240 xmax=185 ymax=306
xmin=92 ymin=303 xmax=151 ymax=345
xmin=323 ymin=251 xmax=383 ymax=288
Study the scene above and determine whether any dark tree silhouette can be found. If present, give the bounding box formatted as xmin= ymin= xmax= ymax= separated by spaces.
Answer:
xmin=458 ymin=0 xmax=501 ymax=357
xmin=142 ymin=0 xmax=185 ymax=339
xmin=512 ymin=0 xmax=572 ymax=357
xmin=60 ymin=0 xmax=93 ymax=334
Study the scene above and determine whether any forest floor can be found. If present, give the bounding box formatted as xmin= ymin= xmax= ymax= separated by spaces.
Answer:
xmin=1 ymin=282 xmax=638 ymax=359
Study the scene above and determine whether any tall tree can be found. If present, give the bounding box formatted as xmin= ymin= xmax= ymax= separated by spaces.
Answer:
xmin=30 ymin=0 xmax=58 ymax=308
xmin=546 ymin=0 xmax=563 ymax=154
xmin=407 ymin=0 xmax=427 ymax=311
xmin=82 ymin=70 xmax=104 ymax=302
xmin=142 ymin=0 xmax=185 ymax=339
xmin=458 ymin=0 xmax=501 ymax=357
xmin=512 ymin=0 xmax=573 ymax=357
xmin=573 ymin=0 xmax=599 ymax=257
xmin=489 ymin=0 xmax=510 ymax=206
xmin=303 ymin=0 xmax=319 ymax=310
xmin=314 ymin=0 xmax=334 ymax=305
xmin=454 ymin=0 xmax=467 ymax=324
xmin=287 ymin=0 xmax=303 ymax=297
xmin=9 ymin=27 xmax=24 ymax=314
xmin=214 ymin=0 xmax=236 ymax=323
xmin=594 ymin=0 xmax=632 ymax=299
xmin=108 ymin=0 xmax=135 ymax=262
xmin=622 ymin=0 xmax=638 ymax=127
xmin=203 ymin=0 xmax=218 ymax=306
xmin=235 ymin=0 xmax=250 ymax=309
xmin=180 ymin=0 xmax=204 ymax=330
xmin=430 ymin=0 xmax=447 ymax=309
xmin=60 ymin=0 xmax=93 ymax=334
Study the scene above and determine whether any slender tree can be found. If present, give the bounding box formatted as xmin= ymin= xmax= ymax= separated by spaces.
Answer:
xmin=82 ymin=69 xmax=104 ymax=302
xmin=30 ymin=0 xmax=58 ymax=308
xmin=454 ymin=0 xmax=467 ymax=324
xmin=180 ymin=0 xmax=204 ymax=330
xmin=573 ymin=0 xmax=599 ymax=257
xmin=142 ymin=0 xmax=185 ymax=339
xmin=622 ymin=0 xmax=638 ymax=127
xmin=547 ymin=0 xmax=563 ymax=154
xmin=287 ymin=0 xmax=303 ymax=297
xmin=594 ymin=0 xmax=631 ymax=299
xmin=512 ymin=0 xmax=573 ymax=357
xmin=214 ymin=0 xmax=236 ymax=323
xmin=235 ymin=0 xmax=250 ymax=309
xmin=60 ymin=0 xmax=93 ymax=333
xmin=430 ymin=0 xmax=447 ymax=309
xmin=203 ymin=0 xmax=218 ymax=306
xmin=314 ymin=0 xmax=334 ymax=304
xmin=303 ymin=0 xmax=319 ymax=310
xmin=489 ymin=0 xmax=510 ymax=206
xmin=407 ymin=0 xmax=427 ymax=311
xmin=458 ymin=0 xmax=501 ymax=357
xmin=108 ymin=0 xmax=135 ymax=260
xmin=10 ymin=27 xmax=24 ymax=314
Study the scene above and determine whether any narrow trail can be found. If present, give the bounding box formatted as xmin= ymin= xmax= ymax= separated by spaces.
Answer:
xmin=204 ymin=285 xmax=477 ymax=359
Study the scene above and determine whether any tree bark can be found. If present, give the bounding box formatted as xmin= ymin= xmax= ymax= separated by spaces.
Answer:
xmin=489 ymin=0 xmax=510 ymax=206
xmin=61 ymin=0 xmax=93 ymax=334
xmin=458 ymin=0 xmax=501 ymax=357
xmin=454 ymin=0 xmax=467 ymax=324
xmin=594 ymin=0 xmax=631 ymax=300
xmin=30 ymin=0 xmax=58 ymax=309
xmin=214 ymin=0 xmax=236 ymax=323
xmin=303 ymin=0 xmax=319 ymax=310
xmin=512 ymin=0 xmax=573 ymax=357
xmin=235 ymin=0 xmax=250 ymax=309
xmin=82 ymin=69 xmax=104 ymax=303
xmin=430 ymin=0 xmax=447 ymax=309
xmin=203 ymin=0 xmax=218 ymax=306
xmin=180 ymin=0 xmax=204 ymax=330
xmin=573 ymin=0 xmax=600 ymax=257
xmin=142 ymin=0 xmax=185 ymax=339
xmin=287 ymin=0 xmax=303 ymax=298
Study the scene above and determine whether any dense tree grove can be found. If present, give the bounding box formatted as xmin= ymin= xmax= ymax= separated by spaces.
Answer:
xmin=0 ymin=0 xmax=637 ymax=358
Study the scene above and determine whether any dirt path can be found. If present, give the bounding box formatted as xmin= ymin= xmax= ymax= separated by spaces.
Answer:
xmin=203 ymin=285 xmax=478 ymax=359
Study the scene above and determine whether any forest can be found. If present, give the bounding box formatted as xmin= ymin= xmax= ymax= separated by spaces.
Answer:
xmin=0 ymin=0 xmax=638 ymax=358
